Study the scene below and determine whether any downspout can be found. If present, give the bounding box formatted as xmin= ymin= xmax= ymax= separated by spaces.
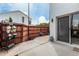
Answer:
xmin=28 ymin=3 xmax=29 ymax=40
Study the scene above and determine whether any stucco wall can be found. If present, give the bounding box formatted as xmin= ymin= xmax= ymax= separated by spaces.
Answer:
xmin=0 ymin=11 xmax=29 ymax=25
xmin=49 ymin=3 xmax=79 ymax=41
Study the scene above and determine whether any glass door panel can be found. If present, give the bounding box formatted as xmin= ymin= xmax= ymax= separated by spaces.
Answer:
xmin=71 ymin=14 xmax=79 ymax=44
xmin=57 ymin=16 xmax=69 ymax=43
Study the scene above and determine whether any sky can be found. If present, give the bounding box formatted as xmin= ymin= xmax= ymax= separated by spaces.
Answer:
xmin=0 ymin=3 xmax=49 ymax=25
xmin=29 ymin=3 xmax=49 ymax=25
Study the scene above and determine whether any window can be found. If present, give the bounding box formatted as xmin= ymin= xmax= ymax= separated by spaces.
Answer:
xmin=22 ymin=17 xmax=24 ymax=23
xmin=28 ymin=20 xmax=31 ymax=24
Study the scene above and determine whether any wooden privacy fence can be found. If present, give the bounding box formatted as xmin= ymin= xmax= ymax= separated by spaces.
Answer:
xmin=15 ymin=24 xmax=49 ymax=44
xmin=0 ymin=23 xmax=49 ymax=47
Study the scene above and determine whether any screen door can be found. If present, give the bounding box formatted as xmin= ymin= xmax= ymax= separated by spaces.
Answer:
xmin=57 ymin=16 xmax=69 ymax=43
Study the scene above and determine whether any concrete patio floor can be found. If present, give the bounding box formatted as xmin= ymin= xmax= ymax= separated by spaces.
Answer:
xmin=0 ymin=35 xmax=79 ymax=56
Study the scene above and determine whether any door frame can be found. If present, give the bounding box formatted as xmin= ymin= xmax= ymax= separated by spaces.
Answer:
xmin=56 ymin=11 xmax=79 ymax=45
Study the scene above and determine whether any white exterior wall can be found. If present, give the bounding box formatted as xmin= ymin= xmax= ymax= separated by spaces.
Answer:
xmin=0 ymin=11 xmax=29 ymax=25
xmin=50 ymin=3 xmax=79 ymax=41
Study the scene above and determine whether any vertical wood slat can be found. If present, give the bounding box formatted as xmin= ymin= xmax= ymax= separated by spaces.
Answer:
xmin=0 ymin=23 xmax=2 ymax=48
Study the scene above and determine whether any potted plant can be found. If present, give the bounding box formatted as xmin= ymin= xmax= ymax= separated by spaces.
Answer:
xmin=9 ymin=17 xmax=13 ymax=25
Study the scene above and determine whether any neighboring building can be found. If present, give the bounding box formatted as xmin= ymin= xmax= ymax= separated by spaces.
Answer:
xmin=0 ymin=10 xmax=32 ymax=25
xmin=50 ymin=3 xmax=79 ymax=46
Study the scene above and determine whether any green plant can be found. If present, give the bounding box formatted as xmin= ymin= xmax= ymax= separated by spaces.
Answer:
xmin=9 ymin=17 xmax=13 ymax=22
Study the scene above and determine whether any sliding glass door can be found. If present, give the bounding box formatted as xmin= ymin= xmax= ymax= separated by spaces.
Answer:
xmin=57 ymin=16 xmax=69 ymax=43
xmin=71 ymin=13 xmax=79 ymax=44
